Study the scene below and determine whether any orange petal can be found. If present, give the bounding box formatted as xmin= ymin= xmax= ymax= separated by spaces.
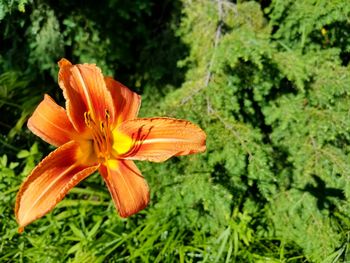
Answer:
xmin=113 ymin=118 xmax=206 ymax=162
xmin=104 ymin=77 xmax=141 ymax=126
xmin=99 ymin=159 xmax=149 ymax=217
xmin=27 ymin=94 xmax=76 ymax=147
xmin=58 ymin=58 xmax=115 ymax=132
xmin=15 ymin=141 xmax=99 ymax=231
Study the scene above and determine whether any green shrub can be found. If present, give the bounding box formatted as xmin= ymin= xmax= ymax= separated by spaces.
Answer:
xmin=1 ymin=0 xmax=350 ymax=261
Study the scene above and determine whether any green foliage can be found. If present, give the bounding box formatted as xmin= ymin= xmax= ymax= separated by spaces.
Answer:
xmin=1 ymin=0 xmax=350 ymax=262
xmin=0 ymin=0 xmax=31 ymax=20
xmin=28 ymin=4 xmax=64 ymax=77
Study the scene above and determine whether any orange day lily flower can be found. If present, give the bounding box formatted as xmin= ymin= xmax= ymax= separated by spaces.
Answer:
xmin=15 ymin=59 xmax=206 ymax=232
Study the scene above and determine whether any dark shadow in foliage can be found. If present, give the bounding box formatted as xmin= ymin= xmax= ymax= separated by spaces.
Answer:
xmin=270 ymin=145 xmax=295 ymax=190
xmin=240 ymin=154 xmax=268 ymax=209
xmin=301 ymin=174 xmax=345 ymax=211
xmin=211 ymin=159 xmax=268 ymax=212
xmin=228 ymin=58 xmax=298 ymax=139
xmin=266 ymin=77 xmax=299 ymax=101
xmin=309 ymin=21 xmax=350 ymax=66
xmin=229 ymin=59 xmax=275 ymax=142
xmin=226 ymin=57 xmax=299 ymax=144
xmin=211 ymin=163 xmax=236 ymax=195
xmin=226 ymin=58 xmax=300 ymax=194
xmin=213 ymin=58 xmax=299 ymax=209
xmin=211 ymin=162 xmax=252 ymax=213
xmin=50 ymin=0 xmax=188 ymax=94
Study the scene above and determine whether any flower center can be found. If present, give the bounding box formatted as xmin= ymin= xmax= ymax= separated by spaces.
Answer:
xmin=84 ymin=110 xmax=112 ymax=162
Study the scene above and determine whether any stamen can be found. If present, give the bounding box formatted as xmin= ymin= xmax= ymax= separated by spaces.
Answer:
xmin=84 ymin=112 xmax=90 ymax=125
xmin=83 ymin=110 xmax=112 ymax=161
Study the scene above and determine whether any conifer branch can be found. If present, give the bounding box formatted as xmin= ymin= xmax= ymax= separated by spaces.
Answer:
xmin=180 ymin=1 xmax=252 ymax=157
xmin=181 ymin=0 xmax=224 ymax=105
xmin=205 ymin=1 xmax=252 ymax=158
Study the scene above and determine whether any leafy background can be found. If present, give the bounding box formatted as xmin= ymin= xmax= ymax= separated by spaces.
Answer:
xmin=1 ymin=0 xmax=350 ymax=262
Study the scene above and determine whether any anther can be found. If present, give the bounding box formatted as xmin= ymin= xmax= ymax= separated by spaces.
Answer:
xmin=84 ymin=112 xmax=90 ymax=126
xmin=100 ymin=122 xmax=105 ymax=132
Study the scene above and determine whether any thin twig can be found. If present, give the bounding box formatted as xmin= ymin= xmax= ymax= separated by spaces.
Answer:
xmin=177 ymin=1 xmax=251 ymax=156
